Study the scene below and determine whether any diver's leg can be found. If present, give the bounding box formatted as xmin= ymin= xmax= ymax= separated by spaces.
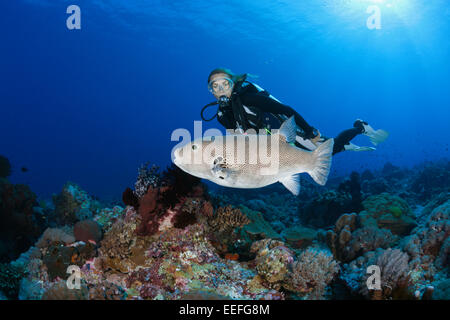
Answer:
xmin=333 ymin=128 xmax=363 ymax=155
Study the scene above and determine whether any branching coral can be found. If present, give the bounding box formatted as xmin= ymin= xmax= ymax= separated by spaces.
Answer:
xmin=283 ymin=248 xmax=338 ymax=299
xmin=208 ymin=205 xmax=251 ymax=233
xmin=208 ymin=205 xmax=251 ymax=256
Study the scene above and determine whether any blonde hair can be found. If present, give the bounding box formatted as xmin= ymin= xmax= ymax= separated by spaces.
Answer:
xmin=207 ymin=68 xmax=258 ymax=84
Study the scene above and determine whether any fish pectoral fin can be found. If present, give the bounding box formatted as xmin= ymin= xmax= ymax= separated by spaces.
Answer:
xmin=212 ymin=157 xmax=231 ymax=180
xmin=279 ymin=174 xmax=301 ymax=196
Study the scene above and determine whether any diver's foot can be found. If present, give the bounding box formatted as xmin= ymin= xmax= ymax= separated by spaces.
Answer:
xmin=354 ymin=119 xmax=389 ymax=146
xmin=344 ymin=142 xmax=376 ymax=152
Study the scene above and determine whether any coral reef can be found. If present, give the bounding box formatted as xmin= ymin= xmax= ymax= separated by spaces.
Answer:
xmin=133 ymin=163 xmax=162 ymax=198
xmin=360 ymin=193 xmax=417 ymax=236
xmin=410 ymin=160 xmax=450 ymax=201
xmin=280 ymin=225 xmax=318 ymax=249
xmin=0 ymin=263 xmax=27 ymax=299
xmin=298 ymin=190 xmax=358 ymax=228
xmin=74 ymin=220 xmax=102 ymax=244
xmin=283 ymin=248 xmax=339 ymax=299
xmin=42 ymin=280 xmax=89 ymax=300
xmin=52 ymin=182 xmax=101 ymax=225
xmin=250 ymin=239 xmax=295 ymax=289
xmin=0 ymin=155 xmax=12 ymax=178
xmin=326 ymin=213 xmax=398 ymax=262
xmin=9 ymin=158 xmax=450 ymax=300
xmin=0 ymin=178 xmax=45 ymax=262
xmin=35 ymin=227 xmax=75 ymax=248
xmin=340 ymin=248 xmax=413 ymax=300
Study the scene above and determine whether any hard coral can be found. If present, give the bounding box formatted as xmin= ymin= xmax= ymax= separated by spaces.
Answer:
xmin=208 ymin=205 xmax=251 ymax=233
xmin=250 ymin=239 xmax=295 ymax=289
xmin=360 ymin=193 xmax=416 ymax=236
xmin=283 ymin=248 xmax=339 ymax=299
xmin=208 ymin=205 xmax=251 ymax=256
xmin=42 ymin=280 xmax=89 ymax=300
xmin=326 ymin=213 xmax=398 ymax=262
xmin=36 ymin=227 xmax=75 ymax=248
xmin=74 ymin=220 xmax=102 ymax=243
xmin=52 ymin=182 xmax=101 ymax=225
xmin=88 ymin=281 xmax=125 ymax=300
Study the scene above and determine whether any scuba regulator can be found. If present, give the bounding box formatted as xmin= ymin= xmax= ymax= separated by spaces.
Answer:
xmin=200 ymin=95 xmax=230 ymax=122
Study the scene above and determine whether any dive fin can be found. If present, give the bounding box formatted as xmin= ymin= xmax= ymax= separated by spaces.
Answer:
xmin=279 ymin=116 xmax=297 ymax=144
xmin=308 ymin=138 xmax=334 ymax=186
xmin=344 ymin=142 xmax=376 ymax=152
xmin=279 ymin=174 xmax=301 ymax=196
xmin=362 ymin=124 xmax=389 ymax=146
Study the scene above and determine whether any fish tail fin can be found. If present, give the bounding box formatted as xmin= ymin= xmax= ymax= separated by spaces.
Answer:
xmin=308 ymin=138 xmax=334 ymax=186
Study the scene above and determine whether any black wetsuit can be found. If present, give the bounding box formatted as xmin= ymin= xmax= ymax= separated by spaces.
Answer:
xmin=216 ymin=81 xmax=363 ymax=155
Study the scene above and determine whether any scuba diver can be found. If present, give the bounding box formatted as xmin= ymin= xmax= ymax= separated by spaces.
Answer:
xmin=201 ymin=68 xmax=389 ymax=155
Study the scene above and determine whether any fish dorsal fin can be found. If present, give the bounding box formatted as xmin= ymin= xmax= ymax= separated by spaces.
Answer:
xmin=279 ymin=116 xmax=297 ymax=144
xmin=279 ymin=174 xmax=301 ymax=196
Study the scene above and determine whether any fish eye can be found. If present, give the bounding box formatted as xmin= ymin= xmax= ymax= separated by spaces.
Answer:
xmin=192 ymin=144 xmax=198 ymax=150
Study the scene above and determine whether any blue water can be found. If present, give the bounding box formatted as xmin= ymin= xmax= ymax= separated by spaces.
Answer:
xmin=1 ymin=0 xmax=449 ymax=199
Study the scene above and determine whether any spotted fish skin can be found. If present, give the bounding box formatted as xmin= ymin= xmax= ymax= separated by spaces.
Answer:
xmin=172 ymin=117 xmax=334 ymax=195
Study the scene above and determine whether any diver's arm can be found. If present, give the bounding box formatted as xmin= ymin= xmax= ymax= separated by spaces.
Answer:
xmin=241 ymin=92 xmax=318 ymax=138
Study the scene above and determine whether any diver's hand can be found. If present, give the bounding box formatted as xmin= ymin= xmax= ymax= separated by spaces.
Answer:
xmin=311 ymin=130 xmax=321 ymax=146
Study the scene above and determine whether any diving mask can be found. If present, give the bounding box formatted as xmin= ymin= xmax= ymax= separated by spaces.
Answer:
xmin=208 ymin=77 xmax=234 ymax=94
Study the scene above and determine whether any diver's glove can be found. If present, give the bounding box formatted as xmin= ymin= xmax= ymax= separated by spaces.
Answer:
xmin=305 ymin=127 xmax=320 ymax=140
xmin=354 ymin=119 xmax=389 ymax=146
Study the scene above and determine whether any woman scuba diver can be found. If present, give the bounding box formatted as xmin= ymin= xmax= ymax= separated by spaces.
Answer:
xmin=201 ymin=68 xmax=389 ymax=155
